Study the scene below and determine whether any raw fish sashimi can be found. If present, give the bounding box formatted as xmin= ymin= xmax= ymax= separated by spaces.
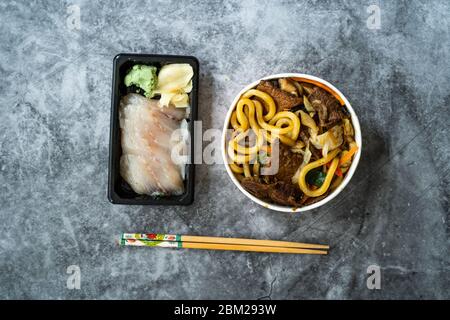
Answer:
xmin=119 ymin=93 xmax=187 ymax=196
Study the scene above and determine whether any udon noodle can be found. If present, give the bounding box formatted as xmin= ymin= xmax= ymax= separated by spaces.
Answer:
xmin=226 ymin=77 xmax=359 ymax=207
xmin=227 ymin=89 xmax=301 ymax=177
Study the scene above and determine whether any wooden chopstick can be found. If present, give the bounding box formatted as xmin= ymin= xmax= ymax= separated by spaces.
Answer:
xmin=122 ymin=233 xmax=328 ymax=250
xmin=121 ymin=238 xmax=327 ymax=255
xmin=181 ymin=235 xmax=329 ymax=250
xmin=121 ymin=233 xmax=329 ymax=255
xmin=182 ymin=242 xmax=327 ymax=254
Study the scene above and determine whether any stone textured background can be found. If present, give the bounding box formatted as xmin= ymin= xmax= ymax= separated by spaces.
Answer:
xmin=0 ymin=0 xmax=449 ymax=299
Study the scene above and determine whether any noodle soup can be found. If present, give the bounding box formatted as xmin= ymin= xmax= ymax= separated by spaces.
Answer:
xmin=222 ymin=74 xmax=361 ymax=212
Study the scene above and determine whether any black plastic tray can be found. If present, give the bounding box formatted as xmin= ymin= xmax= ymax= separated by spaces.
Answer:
xmin=108 ymin=53 xmax=198 ymax=205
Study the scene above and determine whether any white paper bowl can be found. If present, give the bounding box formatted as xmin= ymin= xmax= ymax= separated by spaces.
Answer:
xmin=221 ymin=73 xmax=362 ymax=213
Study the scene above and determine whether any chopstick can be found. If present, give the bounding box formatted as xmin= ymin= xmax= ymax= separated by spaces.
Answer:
xmin=122 ymin=233 xmax=329 ymax=250
xmin=120 ymin=233 xmax=328 ymax=255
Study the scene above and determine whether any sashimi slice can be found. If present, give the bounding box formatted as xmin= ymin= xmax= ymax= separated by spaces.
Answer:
xmin=119 ymin=93 xmax=187 ymax=196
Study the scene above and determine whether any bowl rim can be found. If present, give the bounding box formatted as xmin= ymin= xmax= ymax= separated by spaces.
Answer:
xmin=221 ymin=73 xmax=362 ymax=213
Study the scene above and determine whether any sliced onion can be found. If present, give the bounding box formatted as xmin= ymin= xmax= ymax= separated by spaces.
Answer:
xmin=309 ymin=125 xmax=343 ymax=151
xmin=303 ymin=95 xmax=315 ymax=112
xmin=292 ymin=144 xmax=312 ymax=184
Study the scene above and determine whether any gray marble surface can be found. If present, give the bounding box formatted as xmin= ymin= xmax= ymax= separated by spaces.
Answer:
xmin=0 ymin=0 xmax=449 ymax=299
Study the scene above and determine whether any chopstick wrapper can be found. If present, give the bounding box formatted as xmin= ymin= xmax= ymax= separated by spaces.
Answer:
xmin=122 ymin=233 xmax=181 ymax=241
xmin=121 ymin=238 xmax=181 ymax=247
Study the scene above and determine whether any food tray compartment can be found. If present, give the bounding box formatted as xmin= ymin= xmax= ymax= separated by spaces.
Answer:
xmin=108 ymin=53 xmax=198 ymax=205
